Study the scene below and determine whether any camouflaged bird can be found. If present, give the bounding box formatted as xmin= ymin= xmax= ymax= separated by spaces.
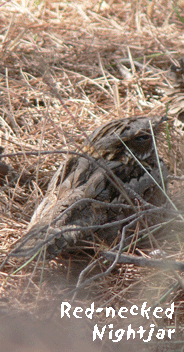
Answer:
xmin=9 ymin=116 xmax=168 ymax=258
xmin=0 ymin=147 xmax=10 ymax=186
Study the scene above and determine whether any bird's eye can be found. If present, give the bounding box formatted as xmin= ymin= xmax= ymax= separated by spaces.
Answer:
xmin=134 ymin=134 xmax=151 ymax=142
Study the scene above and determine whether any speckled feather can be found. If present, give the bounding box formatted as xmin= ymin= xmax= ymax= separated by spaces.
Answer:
xmin=9 ymin=115 xmax=168 ymax=258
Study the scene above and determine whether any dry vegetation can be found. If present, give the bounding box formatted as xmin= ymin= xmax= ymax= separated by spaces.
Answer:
xmin=1 ymin=0 xmax=184 ymax=351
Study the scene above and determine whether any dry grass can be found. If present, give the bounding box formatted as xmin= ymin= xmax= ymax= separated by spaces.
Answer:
xmin=1 ymin=0 xmax=184 ymax=350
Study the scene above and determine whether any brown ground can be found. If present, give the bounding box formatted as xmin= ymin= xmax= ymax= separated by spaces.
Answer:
xmin=1 ymin=1 xmax=184 ymax=351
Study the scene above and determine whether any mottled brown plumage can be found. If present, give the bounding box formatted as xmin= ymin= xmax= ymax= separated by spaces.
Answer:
xmin=0 ymin=147 xmax=9 ymax=185
xmin=9 ymin=116 xmax=168 ymax=258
